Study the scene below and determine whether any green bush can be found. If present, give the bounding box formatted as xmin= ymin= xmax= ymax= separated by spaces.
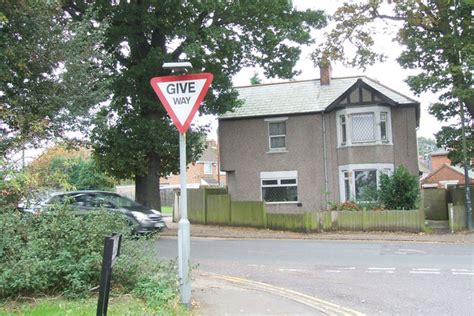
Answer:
xmin=1 ymin=163 xmax=181 ymax=310
xmin=378 ymin=165 xmax=419 ymax=210
xmin=0 ymin=205 xmax=131 ymax=298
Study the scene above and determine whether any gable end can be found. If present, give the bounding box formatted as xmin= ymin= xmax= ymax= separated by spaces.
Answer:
xmin=327 ymin=79 xmax=397 ymax=111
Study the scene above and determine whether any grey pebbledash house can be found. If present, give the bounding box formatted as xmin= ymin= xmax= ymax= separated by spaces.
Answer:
xmin=218 ymin=66 xmax=420 ymax=213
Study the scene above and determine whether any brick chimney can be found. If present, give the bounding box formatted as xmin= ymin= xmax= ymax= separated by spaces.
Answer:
xmin=319 ymin=56 xmax=332 ymax=86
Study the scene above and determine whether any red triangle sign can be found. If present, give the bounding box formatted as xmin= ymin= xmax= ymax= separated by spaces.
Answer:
xmin=150 ymin=73 xmax=213 ymax=133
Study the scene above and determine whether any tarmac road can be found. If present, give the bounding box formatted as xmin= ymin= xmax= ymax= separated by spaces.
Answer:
xmin=157 ymin=237 xmax=474 ymax=315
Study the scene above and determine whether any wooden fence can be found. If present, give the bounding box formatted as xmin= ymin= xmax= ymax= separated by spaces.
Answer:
xmin=182 ymin=188 xmax=425 ymax=233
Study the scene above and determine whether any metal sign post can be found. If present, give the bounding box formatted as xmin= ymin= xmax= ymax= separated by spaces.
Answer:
xmin=150 ymin=65 xmax=213 ymax=306
xmin=178 ymin=132 xmax=191 ymax=303
xmin=97 ymin=233 xmax=122 ymax=316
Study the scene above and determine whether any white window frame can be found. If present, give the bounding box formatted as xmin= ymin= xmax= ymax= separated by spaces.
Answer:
xmin=337 ymin=106 xmax=392 ymax=148
xmin=260 ymin=170 xmax=298 ymax=204
xmin=265 ymin=117 xmax=288 ymax=153
xmin=203 ymin=162 xmax=213 ymax=175
xmin=338 ymin=164 xmax=394 ymax=202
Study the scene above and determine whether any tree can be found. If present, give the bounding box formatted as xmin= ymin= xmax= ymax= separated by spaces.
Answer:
xmin=26 ymin=145 xmax=114 ymax=191
xmin=316 ymin=0 xmax=473 ymax=166
xmin=0 ymin=1 xmax=111 ymax=157
xmin=250 ymin=72 xmax=263 ymax=85
xmin=62 ymin=1 xmax=326 ymax=209
xmin=379 ymin=165 xmax=419 ymax=210
xmin=417 ymin=136 xmax=438 ymax=158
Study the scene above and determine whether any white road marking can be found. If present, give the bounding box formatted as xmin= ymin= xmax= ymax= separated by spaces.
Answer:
xmin=247 ymin=264 xmax=266 ymax=268
xmin=452 ymin=272 xmax=474 ymax=276
xmin=324 ymin=270 xmax=342 ymax=273
xmin=409 ymin=270 xmax=441 ymax=274
xmin=341 ymin=267 xmax=357 ymax=270
xmin=367 ymin=270 xmax=395 ymax=274
xmin=278 ymin=268 xmax=306 ymax=273
xmin=397 ymin=248 xmax=427 ymax=254
xmin=451 ymin=269 xmax=473 ymax=272
xmin=411 ymin=268 xmax=440 ymax=271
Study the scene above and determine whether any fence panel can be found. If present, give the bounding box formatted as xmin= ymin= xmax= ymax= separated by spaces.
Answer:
xmin=187 ymin=189 xmax=206 ymax=224
xmin=231 ymin=201 xmax=266 ymax=227
xmin=336 ymin=211 xmax=364 ymax=231
xmin=448 ymin=203 xmax=467 ymax=232
xmin=206 ymin=194 xmax=231 ymax=225
xmin=421 ymin=189 xmax=448 ymax=220
xmin=160 ymin=188 xmax=175 ymax=207
xmin=266 ymin=213 xmax=307 ymax=232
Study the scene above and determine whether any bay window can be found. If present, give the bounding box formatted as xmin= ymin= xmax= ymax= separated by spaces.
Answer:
xmin=337 ymin=106 xmax=392 ymax=147
xmin=339 ymin=164 xmax=393 ymax=202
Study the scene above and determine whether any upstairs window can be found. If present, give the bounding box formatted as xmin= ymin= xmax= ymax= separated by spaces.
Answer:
xmin=266 ymin=117 xmax=288 ymax=152
xmin=351 ymin=113 xmax=375 ymax=142
xmin=380 ymin=112 xmax=387 ymax=141
xmin=337 ymin=106 xmax=391 ymax=147
xmin=340 ymin=115 xmax=347 ymax=145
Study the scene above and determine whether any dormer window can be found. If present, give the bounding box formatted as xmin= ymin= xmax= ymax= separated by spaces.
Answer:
xmin=337 ymin=106 xmax=392 ymax=147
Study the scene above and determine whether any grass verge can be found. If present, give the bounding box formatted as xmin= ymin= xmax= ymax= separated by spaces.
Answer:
xmin=0 ymin=295 xmax=149 ymax=316
xmin=161 ymin=206 xmax=173 ymax=215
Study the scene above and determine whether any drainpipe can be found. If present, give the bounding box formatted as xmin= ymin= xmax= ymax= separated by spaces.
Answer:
xmin=322 ymin=112 xmax=329 ymax=208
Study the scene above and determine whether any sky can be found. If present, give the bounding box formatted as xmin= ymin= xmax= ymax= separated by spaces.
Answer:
xmin=197 ymin=0 xmax=441 ymax=141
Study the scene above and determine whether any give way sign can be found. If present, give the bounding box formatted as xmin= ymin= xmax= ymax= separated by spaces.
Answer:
xmin=150 ymin=73 xmax=213 ymax=133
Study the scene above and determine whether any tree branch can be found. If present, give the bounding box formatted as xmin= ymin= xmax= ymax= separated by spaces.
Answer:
xmin=171 ymin=11 xmax=210 ymax=61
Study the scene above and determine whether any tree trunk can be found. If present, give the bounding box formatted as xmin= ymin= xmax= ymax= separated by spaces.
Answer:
xmin=135 ymin=152 xmax=161 ymax=211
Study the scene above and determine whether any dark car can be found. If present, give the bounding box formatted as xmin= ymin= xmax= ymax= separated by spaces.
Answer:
xmin=45 ymin=191 xmax=166 ymax=234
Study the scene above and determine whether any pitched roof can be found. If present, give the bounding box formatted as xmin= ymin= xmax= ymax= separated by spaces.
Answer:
xmin=219 ymin=76 xmax=419 ymax=120
xmin=421 ymin=163 xmax=474 ymax=184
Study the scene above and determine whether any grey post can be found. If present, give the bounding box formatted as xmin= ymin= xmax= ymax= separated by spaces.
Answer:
xmin=163 ymin=61 xmax=193 ymax=304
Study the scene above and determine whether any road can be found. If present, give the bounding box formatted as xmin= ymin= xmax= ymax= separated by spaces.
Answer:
xmin=156 ymin=237 xmax=474 ymax=315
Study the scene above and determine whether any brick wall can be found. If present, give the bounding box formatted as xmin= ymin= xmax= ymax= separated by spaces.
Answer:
xmin=431 ymin=154 xmax=451 ymax=171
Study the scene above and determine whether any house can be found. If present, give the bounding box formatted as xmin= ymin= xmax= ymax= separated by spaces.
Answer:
xmin=160 ymin=139 xmax=226 ymax=189
xmin=429 ymin=149 xmax=451 ymax=171
xmin=116 ymin=140 xmax=225 ymax=201
xmin=218 ymin=65 xmax=420 ymax=213
xmin=421 ymin=150 xmax=473 ymax=188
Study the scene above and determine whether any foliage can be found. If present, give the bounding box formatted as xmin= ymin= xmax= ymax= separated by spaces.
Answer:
xmin=250 ymin=72 xmax=263 ymax=85
xmin=0 ymin=1 xmax=111 ymax=156
xmin=61 ymin=1 xmax=326 ymax=209
xmin=328 ymin=201 xmax=362 ymax=212
xmin=25 ymin=145 xmax=114 ymax=191
xmin=0 ymin=160 xmax=39 ymax=209
xmin=0 ymin=162 xmax=181 ymax=310
xmin=378 ymin=165 xmax=419 ymax=210
xmin=0 ymin=205 xmax=131 ymax=298
xmin=318 ymin=0 xmax=473 ymax=161
xmin=0 ymin=206 xmax=182 ymax=313
xmin=433 ymin=118 xmax=473 ymax=167
xmin=417 ymin=136 xmax=439 ymax=158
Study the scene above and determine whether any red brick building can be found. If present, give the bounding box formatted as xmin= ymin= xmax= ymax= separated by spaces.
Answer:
xmin=160 ymin=139 xmax=226 ymax=188
xmin=421 ymin=151 xmax=473 ymax=188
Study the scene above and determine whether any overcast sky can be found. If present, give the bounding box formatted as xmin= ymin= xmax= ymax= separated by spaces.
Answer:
xmin=200 ymin=0 xmax=441 ymax=140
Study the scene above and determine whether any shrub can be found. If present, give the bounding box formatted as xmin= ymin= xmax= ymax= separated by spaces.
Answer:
xmin=328 ymin=201 xmax=362 ymax=211
xmin=378 ymin=165 xmax=419 ymax=210
xmin=0 ymin=204 xmax=132 ymax=298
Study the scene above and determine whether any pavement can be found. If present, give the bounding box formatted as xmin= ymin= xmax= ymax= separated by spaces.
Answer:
xmin=161 ymin=216 xmax=474 ymax=315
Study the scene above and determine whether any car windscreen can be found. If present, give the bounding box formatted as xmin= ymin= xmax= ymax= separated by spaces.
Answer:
xmin=97 ymin=193 xmax=143 ymax=208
